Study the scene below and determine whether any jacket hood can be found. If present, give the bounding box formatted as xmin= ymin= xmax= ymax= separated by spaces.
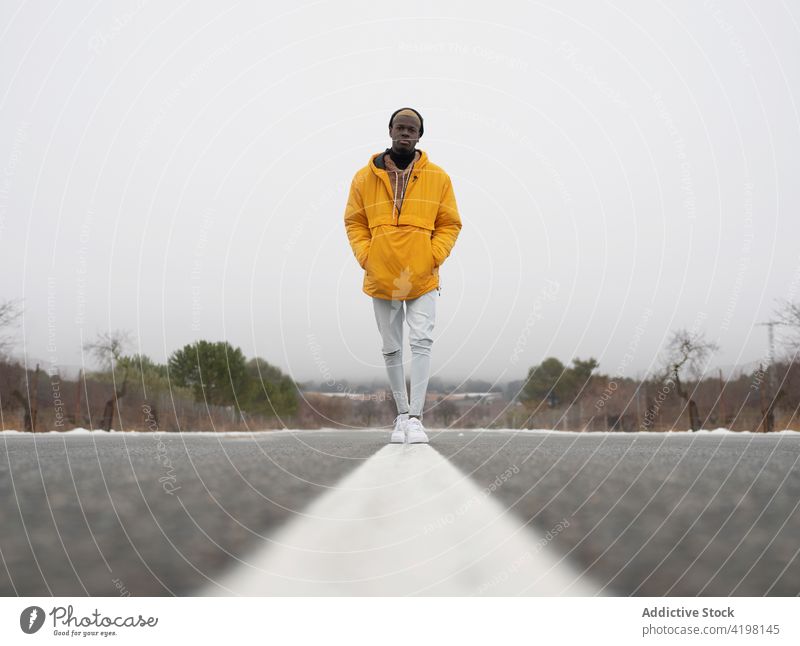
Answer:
xmin=370 ymin=148 xmax=428 ymax=175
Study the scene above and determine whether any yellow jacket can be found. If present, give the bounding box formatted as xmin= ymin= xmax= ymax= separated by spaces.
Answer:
xmin=344 ymin=149 xmax=462 ymax=300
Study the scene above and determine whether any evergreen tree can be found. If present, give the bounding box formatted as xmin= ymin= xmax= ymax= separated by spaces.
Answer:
xmin=522 ymin=356 xmax=599 ymax=407
xmin=522 ymin=357 xmax=566 ymax=407
xmin=240 ymin=357 xmax=298 ymax=417
xmin=168 ymin=341 xmax=248 ymax=406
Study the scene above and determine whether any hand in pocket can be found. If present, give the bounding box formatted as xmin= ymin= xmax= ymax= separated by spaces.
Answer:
xmin=362 ymin=239 xmax=372 ymax=270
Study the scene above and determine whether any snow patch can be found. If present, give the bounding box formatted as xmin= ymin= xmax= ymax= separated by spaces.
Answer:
xmin=0 ymin=427 xmax=295 ymax=436
xmin=672 ymin=428 xmax=800 ymax=435
xmin=484 ymin=427 xmax=800 ymax=435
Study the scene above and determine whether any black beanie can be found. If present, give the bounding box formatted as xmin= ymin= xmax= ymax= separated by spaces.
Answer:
xmin=389 ymin=107 xmax=424 ymax=136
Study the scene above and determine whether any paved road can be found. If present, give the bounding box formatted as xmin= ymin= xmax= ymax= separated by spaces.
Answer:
xmin=437 ymin=430 xmax=800 ymax=596
xmin=0 ymin=431 xmax=382 ymax=596
xmin=1 ymin=430 xmax=798 ymax=596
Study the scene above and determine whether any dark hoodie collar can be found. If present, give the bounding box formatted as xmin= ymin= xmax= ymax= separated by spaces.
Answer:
xmin=374 ymin=148 xmax=417 ymax=170
xmin=372 ymin=149 xmax=426 ymax=173
xmin=386 ymin=147 xmax=415 ymax=169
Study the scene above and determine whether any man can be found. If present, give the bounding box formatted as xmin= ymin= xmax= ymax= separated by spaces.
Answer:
xmin=344 ymin=107 xmax=462 ymax=444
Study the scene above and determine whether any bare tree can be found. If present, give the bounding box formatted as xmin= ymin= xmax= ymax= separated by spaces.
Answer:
xmin=775 ymin=299 xmax=800 ymax=354
xmin=11 ymin=363 xmax=40 ymax=433
xmin=84 ymin=329 xmax=132 ymax=371
xmin=84 ymin=330 xmax=132 ymax=430
xmin=663 ymin=329 xmax=719 ymax=431
xmin=0 ymin=300 xmax=30 ymax=429
xmin=435 ymin=397 xmax=458 ymax=427
xmin=0 ymin=298 xmax=23 ymax=359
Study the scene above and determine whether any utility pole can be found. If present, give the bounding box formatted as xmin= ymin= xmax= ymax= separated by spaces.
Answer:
xmin=756 ymin=320 xmax=786 ymax=432
xmin=74 ymin=368 xmax=82 ymax=427
xmin=32 ymin=363 xmax=40 ymax=432
xmin=636 ymin=381 xmax=642 ymax=429
xmin=759 ymin=321 xmax=777 ymax=387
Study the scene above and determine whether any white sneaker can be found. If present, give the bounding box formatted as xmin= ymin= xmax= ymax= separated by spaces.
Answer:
xmin=390 ymin=413 xmax=409 ymax=443
xmin=405 ymin=416 xmax=429 ymax=444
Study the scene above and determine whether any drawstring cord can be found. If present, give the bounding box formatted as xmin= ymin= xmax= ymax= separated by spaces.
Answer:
xmin=393 ymin=161 xmax=415 ymax=216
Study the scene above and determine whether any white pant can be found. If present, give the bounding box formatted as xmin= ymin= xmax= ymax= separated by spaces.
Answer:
xmin=372 ymin=287 xmax=438 ymax=419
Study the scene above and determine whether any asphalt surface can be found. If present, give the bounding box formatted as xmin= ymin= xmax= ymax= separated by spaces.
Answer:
xmin=437 ymin=430 xmax=800 ymax=596
xmin=0 ymin=431 xmax=383 ymax=596
xmin=1 ymin=429 xmax=798 ymax=596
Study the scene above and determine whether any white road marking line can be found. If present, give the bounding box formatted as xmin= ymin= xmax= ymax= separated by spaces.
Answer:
xmin=200 ymin=444 xmax=603 ymax=596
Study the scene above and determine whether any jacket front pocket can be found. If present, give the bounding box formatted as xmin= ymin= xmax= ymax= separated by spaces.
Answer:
xmin=365 ymin=225 xmax=436 ymax=295
xmin=429 ymin=236 xmax=438 ymax=269
xmin=406 ymin=227 xmax=435 ymax=279
xmin=363 ymin=239 xmax=373 ymax=269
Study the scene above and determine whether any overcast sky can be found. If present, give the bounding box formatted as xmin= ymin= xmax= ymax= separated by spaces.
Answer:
xmin=1 ymin=0 xmax=799 ymax=387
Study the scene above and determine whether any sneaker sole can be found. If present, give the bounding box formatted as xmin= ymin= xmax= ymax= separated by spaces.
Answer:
xmin=390 ymin=432 xmax=406 ymax=444
xmin=406 ymin=432 xmax=429 ymax=444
